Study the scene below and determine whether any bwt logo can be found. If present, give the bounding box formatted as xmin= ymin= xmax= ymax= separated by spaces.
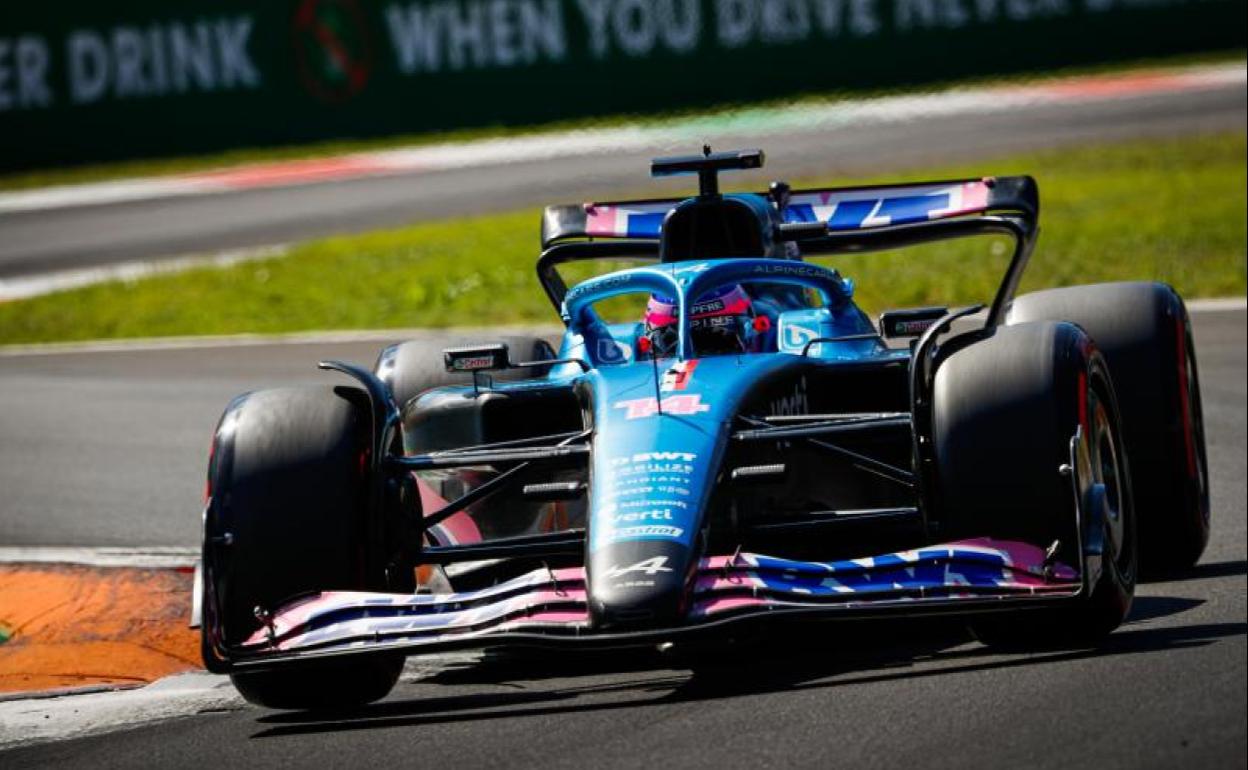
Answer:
xmin=610 ymin=451 xmax=698 ymax=465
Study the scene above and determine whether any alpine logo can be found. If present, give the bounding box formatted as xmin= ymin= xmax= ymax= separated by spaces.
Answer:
xmin=597 ymin=338 xmax=632 ymax=363
xmin=604 ymin=556 xmax=672 ymax=579
xmin=782 ymin=323 xmax=820 ymax=351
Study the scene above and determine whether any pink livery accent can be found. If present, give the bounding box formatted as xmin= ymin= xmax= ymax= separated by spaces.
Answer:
xmin=237 ymin=539 xmax=1080 ymax=654
xmin=416 ymin=476 xmax=482 ymax=546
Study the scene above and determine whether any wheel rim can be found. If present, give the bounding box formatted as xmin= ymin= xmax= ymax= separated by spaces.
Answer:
xmin=1088 ymin=385 xmax=1133 ymax=582
xmin=1183 ymin=338 xmax=1210 ymax=524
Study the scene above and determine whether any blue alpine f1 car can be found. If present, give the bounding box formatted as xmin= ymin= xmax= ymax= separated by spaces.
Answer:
xmin=197 ymin=149 xmax=1209 ymax=710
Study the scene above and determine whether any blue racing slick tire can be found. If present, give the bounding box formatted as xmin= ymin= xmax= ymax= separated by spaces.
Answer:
xmin=201 ymin=385 xmax=403 ymax=710
xmin=1008 ymin=282 xmax=1209 ymax=576
xmin=932 ymin=321 xmax=1137 ymax=648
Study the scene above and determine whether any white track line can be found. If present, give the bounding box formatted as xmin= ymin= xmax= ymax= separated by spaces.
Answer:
xmin=0 ymin=324 xmax=562 ymax=357
xmin=0 ymin=672 xmax=240 ymax=748
xmin=0 ymin=62 xmax=1241 ymax=216
xmin=0 ymin=655 xmax=479 ymax=745
xmin=0 ymin=245 xmax=288 ymax=302
xmin=0 ymin=547 xmax=199 ymax=568
xmin=1186 ymin=296 xmax=1248 ymax=313
xmin=0 ymin=178 xmax=218 ymax=215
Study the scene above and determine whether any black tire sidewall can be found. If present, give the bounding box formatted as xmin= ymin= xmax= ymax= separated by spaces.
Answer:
xmin=205 ymin=385 xmax=371 ymax=648
xmin=1008 ymin=282 xmax=1209 ymax=573
xmin=933 ymin=322 xmax=1136 ymax=645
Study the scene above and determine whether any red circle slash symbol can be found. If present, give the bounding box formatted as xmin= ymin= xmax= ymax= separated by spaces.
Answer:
xmin=293 ymin=0 xmax=374 ymax=103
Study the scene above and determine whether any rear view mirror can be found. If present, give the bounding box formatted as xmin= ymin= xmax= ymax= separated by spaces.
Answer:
xmin=879 ymin=307 xmax=948 ymax=339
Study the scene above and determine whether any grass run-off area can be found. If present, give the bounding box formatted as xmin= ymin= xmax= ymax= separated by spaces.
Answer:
xmin=0 ymin=132 xmax=1243 ymax=346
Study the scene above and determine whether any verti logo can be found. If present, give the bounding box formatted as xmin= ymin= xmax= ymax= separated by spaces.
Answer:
xmin=293 ymin=0 xmax=374 ymax=103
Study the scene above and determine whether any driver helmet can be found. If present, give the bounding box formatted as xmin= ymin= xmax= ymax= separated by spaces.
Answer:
xmin=643 ymin=284 xmax=756 ymax=356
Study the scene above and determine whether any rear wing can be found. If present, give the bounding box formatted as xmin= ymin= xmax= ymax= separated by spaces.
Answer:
xmin=538 ymin=175 xmax=1040 ymax=330
xmin=541 ymin=176 xmax=1037 ymax=249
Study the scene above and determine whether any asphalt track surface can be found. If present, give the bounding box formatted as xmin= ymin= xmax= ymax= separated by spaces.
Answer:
xmin=0 ymin=82 xmax=1244 ymax=279
xmin=0 ymin=308 xmax=1244 ymax=768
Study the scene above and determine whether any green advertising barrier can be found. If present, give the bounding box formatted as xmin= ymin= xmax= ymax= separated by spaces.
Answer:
xmin=0 ymin=0 xmax=1243 ymax=171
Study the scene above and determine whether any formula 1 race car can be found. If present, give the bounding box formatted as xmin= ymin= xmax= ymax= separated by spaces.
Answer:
xmin=196 ymin=149 xmax=1209 ymax=710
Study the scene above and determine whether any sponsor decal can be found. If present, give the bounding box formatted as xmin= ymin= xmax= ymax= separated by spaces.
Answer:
xmin=768 ymin=376 xmax=808 ymax=417
xmin=781 ymin=322 xmax=820 ymax=351
xmin=752 ymin=263 xmax=826 ymax=277
xmin=661 ymin=360 xmax=698 ymax=391
xmin=610 ymin=508 xmax=675 ymax=523
xmin=565 ymin=272 xmax=632 ymax=302
xmin=619 ymin=498 xmax=688 ymax=509
xmin=614 ymin=393 xmax=710 ymax=419
xmin=451 ymin=354 xmax=496 ymax=370
xmin=611 ymin=464 xmax=695 ymax=478
xmin=601 ymin=523 xmax=685 ymax=540
xmin=690 ymin=315 xmax=735 ymax=330
xmin=602 ymin=483 xmax=690 ymax=500
xmin=655 ymin=485 xmax=691 ymax=496
xmin=604 ymin=556 xmax=673 ymax=579
xmin=597 ymin=448 xmax=697 ymax=546
xmin=609 ymin=451 xmax=697 ymax=465
xmin=894 ymin=318 xmax=936 ymax=335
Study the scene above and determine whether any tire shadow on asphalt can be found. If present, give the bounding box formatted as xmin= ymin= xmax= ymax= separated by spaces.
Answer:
xmin=1138 ymin=558 xmax=1247 ymax=584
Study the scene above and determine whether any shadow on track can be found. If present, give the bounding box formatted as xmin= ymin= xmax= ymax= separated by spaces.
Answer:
xmin=249 ymin=613 xmax=1244 ymax=740
xmin=1125 ymin=595 xmax=1205 ymax=624
xmin=1138 ymin=559 xmax=1247 ymax=584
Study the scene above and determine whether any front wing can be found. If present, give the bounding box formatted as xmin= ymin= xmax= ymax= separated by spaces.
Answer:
xmin=229 ymin=538 xmax=1079 ymax=668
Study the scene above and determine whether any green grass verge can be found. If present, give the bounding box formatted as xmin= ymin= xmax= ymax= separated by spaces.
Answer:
xmin=0 ymin=132 xmax=1243 ymax=346
xmin=0 ymin=51 xmax=1241 ymax=193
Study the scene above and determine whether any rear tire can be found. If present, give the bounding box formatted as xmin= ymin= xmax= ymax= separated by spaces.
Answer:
xmin=1008 ymin=282 xmax=1209 ymax=575
xmin=202 ymin=386 xmax=403 ymax=710
xmin=932 ymin=322 xmax=1136 ymax=648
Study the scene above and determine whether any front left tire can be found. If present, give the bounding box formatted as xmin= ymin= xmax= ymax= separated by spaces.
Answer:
xmin=202 ymin=385 xmax=404 ymax=710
